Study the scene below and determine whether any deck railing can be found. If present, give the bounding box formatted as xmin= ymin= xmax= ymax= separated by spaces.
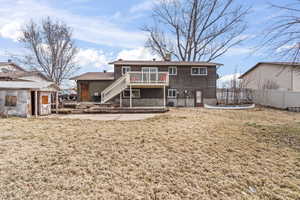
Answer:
xmin=126 ymin=72 xmax=169 ymax=85
xmin=101 ymin=75 xmax=127 ymax=103
xmin=101 ymin=72 xmax=169 ymax=103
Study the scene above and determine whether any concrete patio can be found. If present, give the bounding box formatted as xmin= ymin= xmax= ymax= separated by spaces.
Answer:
xmin=46 ymin=113 xmax=159 ymax=121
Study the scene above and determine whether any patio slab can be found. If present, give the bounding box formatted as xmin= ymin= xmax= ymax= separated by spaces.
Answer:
xmin=47 ymin=113 xmax=159 ymax=121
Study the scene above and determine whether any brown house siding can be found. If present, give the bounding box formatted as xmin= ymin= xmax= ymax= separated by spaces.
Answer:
xmin=77 ymin=80 xmax=114 ymax=102
xmin=76 ymin=64 xmax=217 ymax=106
xmin=114 ymin=64 xmax=217 ymax=100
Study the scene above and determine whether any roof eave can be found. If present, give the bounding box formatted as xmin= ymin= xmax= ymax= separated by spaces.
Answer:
xmin=73 ymin=79 xmax=114 ymax=81
xmin=109 ymin=61 xmax=223 ymax=66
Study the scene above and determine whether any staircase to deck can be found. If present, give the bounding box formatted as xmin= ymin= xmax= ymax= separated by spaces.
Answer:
xmin=101 ymin=72 xmax=169 ymax=104
xmin=101 ymin=75 xmax=127 ymax=103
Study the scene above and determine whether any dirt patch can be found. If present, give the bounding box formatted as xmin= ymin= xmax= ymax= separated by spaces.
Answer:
xmin=0 ymin=108 xmax=299 ymax=199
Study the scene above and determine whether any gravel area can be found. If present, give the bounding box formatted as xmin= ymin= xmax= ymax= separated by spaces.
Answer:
xmin=0 ymin=108 xmax=299 ymax=199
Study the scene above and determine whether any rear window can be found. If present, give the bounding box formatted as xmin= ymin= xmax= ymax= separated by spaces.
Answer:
xmin=5 ymin=96 xmax=17 ymax=107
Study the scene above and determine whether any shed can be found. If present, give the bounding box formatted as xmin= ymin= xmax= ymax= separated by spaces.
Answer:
xmin=0 ymin=81 xmax=59 ymax=117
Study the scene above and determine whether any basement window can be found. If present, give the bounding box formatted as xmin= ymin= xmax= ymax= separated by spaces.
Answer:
xmin=5 ymin=96 xmax=17 ymax=107
xmin=123 ymin=89 xmax=141 ymax=98
xmin=168 ymin=89 xmax=177 ymax=98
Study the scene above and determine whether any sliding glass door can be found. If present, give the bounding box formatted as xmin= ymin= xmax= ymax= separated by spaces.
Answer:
xmin=142 ymin=67 xmax=158 ymax=82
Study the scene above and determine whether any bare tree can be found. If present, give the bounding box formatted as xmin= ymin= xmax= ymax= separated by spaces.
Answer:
xmin=143 ymin=0 xmax=249 ymax=61
xmin=261 ymin=1 xmax=300 ymax=62
xmin=16 ymin=17 xmax=78 ymax=85
xmin=262 ymin=80 xmax=279 ymax=90
xmin=218 ymin=72 xmax=253 ymax=104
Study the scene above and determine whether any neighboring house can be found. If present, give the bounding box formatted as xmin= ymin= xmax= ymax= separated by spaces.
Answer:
xmin=239 ymin=62 xmax=300 ymax=91
xmin=72 ymin=59 xmax=221 ymax=107
xmin=0 ymin=61 xmax=26 ymax=73
xmin=0 ymin=61 xmax=59 ymax=117
xmin=70 ymin=72 xmax=114 ymax=102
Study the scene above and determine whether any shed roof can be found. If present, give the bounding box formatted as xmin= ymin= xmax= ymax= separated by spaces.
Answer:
xmin=239 ymin=62 xmax=300 ymax=79
xmin=0 ymin=71 xmax=51 ymax=81
xmin=0 ymin=62 xmax=26 ymax=71
xmin=109 ymin=60 xmax=222 ymax=66
xmin=0 ymin=81 xmax=59 ymax=91
xmin=70 ymin=72 xmax=114 ymax=81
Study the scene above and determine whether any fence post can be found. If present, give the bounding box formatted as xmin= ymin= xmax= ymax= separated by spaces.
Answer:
xmin=282 ymin=91 xmax=286 ymax=109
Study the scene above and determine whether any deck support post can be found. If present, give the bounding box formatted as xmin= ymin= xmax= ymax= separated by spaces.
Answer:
xmin=129 ymin=85 xmax=132 ymax=108
xmin=120 ymin=93 xmax=122 ymax=107
xmin=35 ymin=90 xmax=38 ymax=117
xmin=163 ymin=85 xmax=166 ymax=108
xmin=56 ymin=92 xmax=59 ymax=114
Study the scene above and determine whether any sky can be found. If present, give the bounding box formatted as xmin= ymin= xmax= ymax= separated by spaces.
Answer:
xmin=0 ymin=0 xmax=294 ymax=84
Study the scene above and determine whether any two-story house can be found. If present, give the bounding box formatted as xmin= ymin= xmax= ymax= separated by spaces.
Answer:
xmin=72 ymin=59 xmax=221 ymax=107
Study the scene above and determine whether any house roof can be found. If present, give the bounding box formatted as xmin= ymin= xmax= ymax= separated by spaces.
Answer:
xmin=109 ymin=60 xmax=223 ymax=66
xmin=70 ymin=72 xmax=114 ymax=81
xmin=0 ymin=81 xmax=59 ymax=91
xmin=0 ymin=71 xmax=52 ymax=81
xmin=0 ymin=62 xmax=26 ymax=72
xmin=239 ymin=62 xmax=300 ymax=79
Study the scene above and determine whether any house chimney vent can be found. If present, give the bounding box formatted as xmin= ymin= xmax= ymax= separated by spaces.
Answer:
xmin=153 ymin=58 xmax=156 ymax=61
xmin=164 ymin=53 xmax=171 ymax=61
xmin=7 ymin=59 xmax=12 ymax=63
xmin=103 ymin=70 xmax=107 ymax=73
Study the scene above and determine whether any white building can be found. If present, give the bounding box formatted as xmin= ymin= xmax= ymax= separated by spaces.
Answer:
xmin=0 ymin=61 xmax=59 ymax=117
xmin=239 ymin=62 xmax=300 ymax=91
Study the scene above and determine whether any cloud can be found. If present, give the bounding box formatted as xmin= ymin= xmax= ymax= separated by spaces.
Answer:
xmin=0 ymin=0 xmax=146 ymax=48
xmin=0 ymin=21 xmax=23 ymax=42
xmin=276 ymin=44 xmax=298 ymax=53
xmin=75 ymin=47 xmax=159 ymax=72
xmin=225 ymin=46 xmax=253 ymax=56
xmin=75 ymin=48 xmax=112 ymax=71
xmin=129 ymin=0 xmax=175 ymax=13
xmin=117 ymin=47 xmax=160 ymax=60
xmin=217 ymin=73 xmax=241 ymax=88
xmin=130 ymin=0 xmax=156 ymax=13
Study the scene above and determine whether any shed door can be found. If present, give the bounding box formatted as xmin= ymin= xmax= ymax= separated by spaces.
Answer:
xmin=195 ymin=90 xmax=202 ymax=107
xmin=81 ymin=83 xmax=89 ymax=101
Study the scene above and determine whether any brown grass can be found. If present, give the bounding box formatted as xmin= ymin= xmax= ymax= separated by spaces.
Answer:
xmin=0 ymin=108 xmax=299 ymax=200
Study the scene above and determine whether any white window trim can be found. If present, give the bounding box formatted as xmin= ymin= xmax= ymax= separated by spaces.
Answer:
xmin=142 ymin=67 xmax=158 ymax=72
xmin=191 ymin=67 xmax=208 ymax=76
xmin=168 ymin=66 xmax=177 ymax=75
xmin=122 ymin=89 xmax=141 ymax=98
xmin=122 ymin=66 xmax=131 ymax=75
xmin=168 ymin=89 xmax=177 ymax=98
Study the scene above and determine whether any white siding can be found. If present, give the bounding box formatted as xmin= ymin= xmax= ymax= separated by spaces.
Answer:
xmin=21 ymin=75 xmax=50 ymax=82
xmin=0 ymin=90 xmax=30 ymax=117
xmin=39 ymin=91 xmax=52 ymax=116
xmin=243 ymin=64 xmax=296 ymax=91
xmin=253 ymin=89 xmax=300 ymax=109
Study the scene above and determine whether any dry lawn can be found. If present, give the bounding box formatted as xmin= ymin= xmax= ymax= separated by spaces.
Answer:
xmin=0 ymin=108 xmax=299 ymax=200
